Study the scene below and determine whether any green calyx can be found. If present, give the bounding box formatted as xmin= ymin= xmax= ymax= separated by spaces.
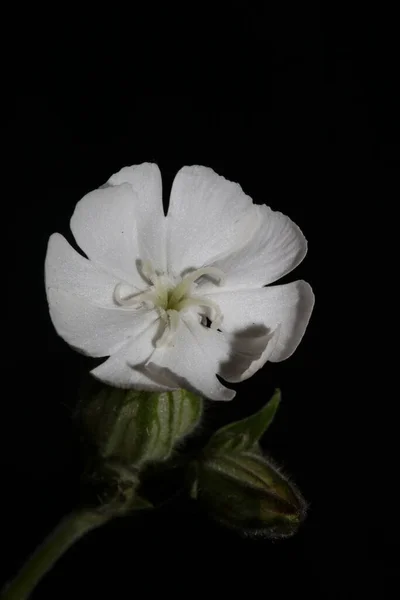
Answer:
xmin=80 ymin=386 xmax=203 ymax=469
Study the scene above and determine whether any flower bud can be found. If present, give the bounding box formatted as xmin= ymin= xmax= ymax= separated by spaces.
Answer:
xmin=79 ymin=383 xmax=203 ymax=469
xmin=191 ymin=450 xmax=307 ymax=538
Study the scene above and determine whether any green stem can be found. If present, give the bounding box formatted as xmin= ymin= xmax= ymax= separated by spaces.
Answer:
xmin=1 ymin=510 xmax=110 ymax=600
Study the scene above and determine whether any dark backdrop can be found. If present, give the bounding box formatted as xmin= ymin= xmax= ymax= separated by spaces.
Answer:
xmin=5 ymin=7 xmax=389 ymax=599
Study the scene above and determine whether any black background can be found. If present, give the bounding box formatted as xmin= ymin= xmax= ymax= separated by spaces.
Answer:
xmin=5 ymin=7 xmax=393 ymax=599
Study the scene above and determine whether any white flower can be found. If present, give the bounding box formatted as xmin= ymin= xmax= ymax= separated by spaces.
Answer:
xmin=45 ymin=164 xmax=314 ymax=401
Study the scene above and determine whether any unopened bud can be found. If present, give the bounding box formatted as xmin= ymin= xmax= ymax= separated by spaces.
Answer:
xmin=191 ymin=450 xmax=307 ymax=539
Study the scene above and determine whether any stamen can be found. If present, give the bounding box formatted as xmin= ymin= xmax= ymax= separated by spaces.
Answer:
xmin=155 ymin=309 xmax=180 ymax=347
xmin=114 ymin=262 xmax=224 ymax=343
xmin=141 ymin=260 xmax=158 ymax=284
xmin=153 ymin=277 xmax=169 ymax=308
xmin=168 ymin=267 xmax=225 ymax=307
xmin=169 ymin=309 xmax=180 ymax=336
xmin=114 ymin=283 xmax=139 ymax=305
xmin=114 ymin=283 xmax=156 ymax=308
xmin=184 ymin=266 xmax=225 ymax=286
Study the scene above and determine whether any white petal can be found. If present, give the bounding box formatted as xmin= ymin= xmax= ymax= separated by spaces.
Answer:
xmin=91 ymin=322 xmax=176 ymax=391
xmin=202 ymin=280 xmax=314 ymax=375
xmin=70 ymin=183 xmax=145 ymax=287
xmin=202 ymin=204 xmax=307 ymax=290
xmin=45 ymin=233 xmax=121 ymax=307
xmin=108 ymin=163 xmax=167 ymax=272
xmin=147 ymin=313 xmax=236 ymax=401
xmin=166 ymin=166 xmax=260 ymax=275
xmin=47 ymin=287 xmax=157 ymax=357
xmin=269 ymin=282 xmax=314 ymax=361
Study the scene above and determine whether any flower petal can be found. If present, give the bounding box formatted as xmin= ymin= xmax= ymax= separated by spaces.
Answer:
xmin=201 ymin=280 xmax=314 ymax=374
xmin=108 ymin=163 xmax=167 ymax=272
xmin=70 ymin=183 xmax=145 ymax=287
xmin=47 ymin=287 xmax=157 ymax=357
xmin=91 ymin=321 xmax=176 ymax=391
xmin=147 ymin=313 xmax=236 ymax=401
xmin=209 ymin=204 xmax=307 ymax=289
xmin=45 ymin=233 xmax=122 ymax=307
xmin=166 ymin=166 xmax=260 ymax=275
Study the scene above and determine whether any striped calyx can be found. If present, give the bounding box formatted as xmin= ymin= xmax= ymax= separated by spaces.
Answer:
xmin=80 ymin=386 xmax=203 ymax=468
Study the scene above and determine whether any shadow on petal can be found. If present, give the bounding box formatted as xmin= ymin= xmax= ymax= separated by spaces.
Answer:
xmin=135 ymin=363 xmax=196 ymax=395
xmin=219 ymin=324 xmax=277 ymax=383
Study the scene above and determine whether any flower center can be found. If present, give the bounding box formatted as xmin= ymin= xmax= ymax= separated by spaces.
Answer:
xmin=113 ymin=262 xmax=224 ymax=347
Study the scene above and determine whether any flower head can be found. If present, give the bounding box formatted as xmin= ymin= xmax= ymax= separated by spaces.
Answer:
xmin=45 ymin=164 xmax=314 ymax=400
